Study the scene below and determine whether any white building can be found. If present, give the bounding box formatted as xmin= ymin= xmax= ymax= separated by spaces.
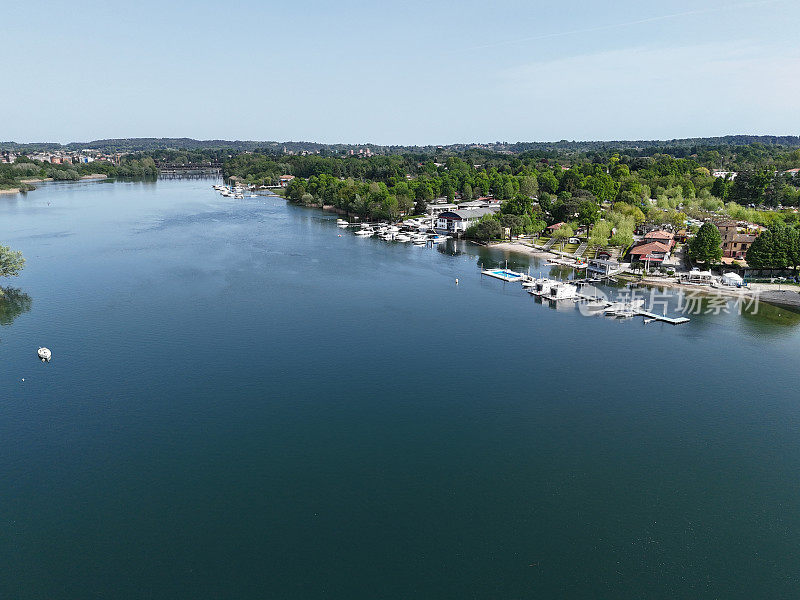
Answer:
xmin=435 ymin=207 xmax=499 ymax=234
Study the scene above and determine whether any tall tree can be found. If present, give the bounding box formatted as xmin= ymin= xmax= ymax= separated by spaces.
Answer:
xmin=689 ymin=222 xmax=723 ymax=265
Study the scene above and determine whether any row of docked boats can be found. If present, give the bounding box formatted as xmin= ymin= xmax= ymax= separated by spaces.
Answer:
xmin=213 ymin=184 xmax=257 ymax=200
xmin=522 ymin=277 xmax=644 ymax=318
xmin=339 ymin=219 xmax=450 ymax=245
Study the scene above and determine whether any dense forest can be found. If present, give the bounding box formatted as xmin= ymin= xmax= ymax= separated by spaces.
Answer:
xmin=220 ymin=141 xmax=800 ymax=253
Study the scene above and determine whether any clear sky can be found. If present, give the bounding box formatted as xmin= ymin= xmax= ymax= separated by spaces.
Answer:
xmin=2 ymin=0 xmax=798 ymax=144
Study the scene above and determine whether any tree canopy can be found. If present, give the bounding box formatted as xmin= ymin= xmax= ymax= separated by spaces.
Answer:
xmin=689 ymin=223 xmax=723 ymax=264
xmin=0 ymin=245 xmax=25 ymax=278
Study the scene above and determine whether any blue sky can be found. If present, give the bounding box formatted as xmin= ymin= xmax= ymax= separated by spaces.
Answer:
xmin=2 ymin=0 xmax=798 ymax=144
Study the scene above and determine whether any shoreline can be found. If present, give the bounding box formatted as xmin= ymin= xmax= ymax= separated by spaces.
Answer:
xmin=489 ymin=241 xmax=800 ymax=311
xmin=2 ymin=173 xmax=111 ymax=195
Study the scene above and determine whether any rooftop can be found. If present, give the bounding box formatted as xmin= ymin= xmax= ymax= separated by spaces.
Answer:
xmin=630 ymin=241 xmax=671 ymax=256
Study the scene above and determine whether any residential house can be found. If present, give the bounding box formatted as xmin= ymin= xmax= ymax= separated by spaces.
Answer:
xmin=629 ymin=241 xmax=671 ymax=265
xmin=279 ymin=175 xmax=295 ymax=187
xmin=716 ymin=221 xmax=738 ymax=245
xmin=642 ymin=230 xmax=675 ymax=248
xmin=724 ymin=233 xmax=757 ymax=260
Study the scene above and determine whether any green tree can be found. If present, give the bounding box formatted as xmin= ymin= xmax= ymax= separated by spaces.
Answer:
xmin=689 ymin=222 xmax=723 ymax=265
xmin=465 ymin=215 xmax=502 ymax=241
xmin=578 ymin=200 xmax=601 ymax=229
xmin=746 ymin=224 xmax=800 ymax=270
xmin=285 ymin=178 xmax=306 ymax=202
xmin=551 ymin=223 xmax=574 ymax=250
xmin=0 ymin=245 xmax=25 ymax=278
xmin=538 ymin=170 xmax=558 ymax=194
xmin=501 ymin=194 xmax=532 ymax=216
xmin=588 ymin=221 xmax=612 ymax=248
xmin=585 ymin=172 xmax=619 ymax=203
xmin=519 ymin=175 xmax=538 ymax=197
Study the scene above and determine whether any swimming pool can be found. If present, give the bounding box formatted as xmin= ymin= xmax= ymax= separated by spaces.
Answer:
xmin=483 ymin=269 xmax=524 ymax=282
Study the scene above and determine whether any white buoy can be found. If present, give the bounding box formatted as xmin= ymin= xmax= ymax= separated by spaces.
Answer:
xmin=38 ymin=347 xmax=51 ymax=362
xmin=455 ymin=278 xmax=459 ymax=285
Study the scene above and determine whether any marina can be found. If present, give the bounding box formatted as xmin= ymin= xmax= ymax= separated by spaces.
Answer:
xmin=335 ymin=216 xmax=693 ymax=325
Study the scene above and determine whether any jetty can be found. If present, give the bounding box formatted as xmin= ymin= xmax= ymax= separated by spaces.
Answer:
xmin=573 ymin=292 xmax=690 ymax=324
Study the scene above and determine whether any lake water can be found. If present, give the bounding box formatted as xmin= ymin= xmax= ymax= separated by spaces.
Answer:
xmin=2 ymin=179 xmax=800 ymax=599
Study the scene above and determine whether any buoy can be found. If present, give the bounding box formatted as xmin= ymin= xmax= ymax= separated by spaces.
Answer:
xmin=38 ymin=347 xmax=51 ymax=362
xmin=455 ymin=278 xmax=459 ymax=285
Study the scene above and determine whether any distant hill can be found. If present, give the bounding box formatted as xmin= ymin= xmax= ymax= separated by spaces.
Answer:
xmin=2 ymin=135 xmax=799 ymax=155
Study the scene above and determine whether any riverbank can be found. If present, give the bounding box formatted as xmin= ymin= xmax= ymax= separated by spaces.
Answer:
xmin=491 ymin=241 xmax=800 ymax=311
xmin=0 ymin=188 xmax=20 ymax=195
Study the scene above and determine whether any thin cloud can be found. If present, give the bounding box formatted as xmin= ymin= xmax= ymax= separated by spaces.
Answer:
xmin=460 ymin=0 xmax=788 ymax=52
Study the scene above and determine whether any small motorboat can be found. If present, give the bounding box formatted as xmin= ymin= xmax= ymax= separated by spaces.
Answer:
xmin=38 ymin=347 xmax=52 ymax=362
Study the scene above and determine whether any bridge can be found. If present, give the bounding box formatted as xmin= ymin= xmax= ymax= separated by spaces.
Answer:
xmin=156 ymin=162 xmax=222 ymax=170
xmin=157 ymin=162 xmax=222 ymax=179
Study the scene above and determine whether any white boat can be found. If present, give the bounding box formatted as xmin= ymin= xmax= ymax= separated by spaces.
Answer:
xmin=38 ymin=347 xmax=51 ymax=361
xmin=336 ymin=219 xmax=349 ymax=225
xmin=427 ymin=233 xmax=448 ymax=243
xmin=394 ymin=233 xmax=411 ymax=242
xmin=548 ymin=282 xmax=578 ymax=300
xmin=603 ymin=299 xmax=645 ymax=316
xmin=354 ymin=227 xmax=374 ymax=236
xmin=528 ymin=278 xmax=557 ymax=296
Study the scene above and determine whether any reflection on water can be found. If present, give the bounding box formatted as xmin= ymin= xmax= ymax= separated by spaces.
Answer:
xmin=740 ymin=298 xmax=800 ymax=330
xmin=0 ymin=287 xmax=32 ymax=326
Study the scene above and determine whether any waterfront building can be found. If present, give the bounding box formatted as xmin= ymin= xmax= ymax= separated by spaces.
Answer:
xmin=435 ymin=207 xmax=499 ymax=234
xmin=587 ymin=258 xmax=621 ymax=278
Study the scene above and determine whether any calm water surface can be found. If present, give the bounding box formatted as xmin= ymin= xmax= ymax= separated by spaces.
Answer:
xmin=2 ymin=179 xmax=800 ymax=599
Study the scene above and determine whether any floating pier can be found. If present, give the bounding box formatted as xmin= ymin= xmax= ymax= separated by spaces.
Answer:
xmin=635 ymin=310 xmax=690 ymax=325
